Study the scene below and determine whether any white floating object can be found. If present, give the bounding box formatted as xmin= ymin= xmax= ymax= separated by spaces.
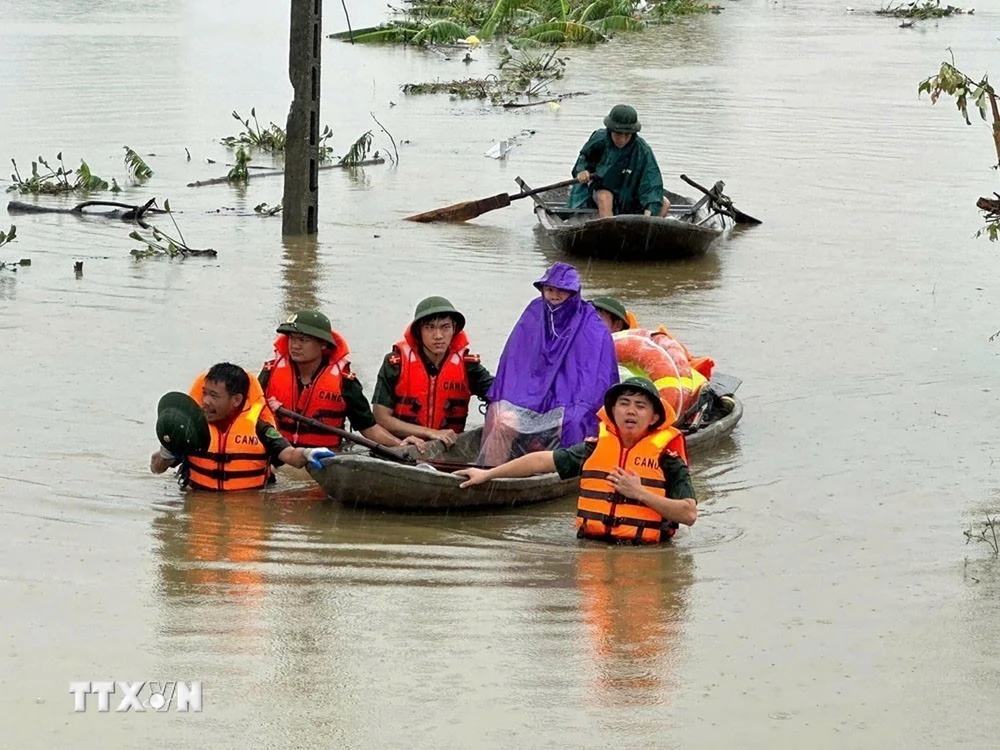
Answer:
xmin=484 ymin=139 xmax=512 ymax=160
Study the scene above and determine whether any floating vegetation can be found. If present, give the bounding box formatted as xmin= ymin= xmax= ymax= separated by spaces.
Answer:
xmin=965 ymin=516 xmax=1000 ymax=555
xmin=123 ymin=146 xmax=154 ymax=182
xmin=0 ymin=225 xmax=15 ymax=250
xmin=254 ymin=202 xmax=282 ymax=216
xmin=876 ymin=1 xmax=970 ymax=18
xmin=648 ymin=0 xmax=716 ymax=19
xmin=976 ymin=194 xmax=1000 ymax=242
xmin=402 ymin=76 xmax=506 ymax=99
xmin=330 ymin=0 xmax=665 ymax=48
xmin=8 ymin=154 xmax=109 ymax=194
xmin=405 ymin=46 xmax=572 ymax=105
xmin=220 ymin=108 xmax=335 ymax=161
xmin=228 ymin=146 xmax=251 ymax=184
xmin=339 ymin=131 xmax=374 ymax=167
xmin=129 ymin=199 xmax=216 ymax=259
xmin=918 ymin=58 xmax=998 ymax=240
xmin=0 ymin=225 xmax=28 ymax=273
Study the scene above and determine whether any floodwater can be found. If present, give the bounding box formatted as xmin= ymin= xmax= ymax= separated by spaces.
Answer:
xmin=2 ymin=0 xmax=1000 ymax=746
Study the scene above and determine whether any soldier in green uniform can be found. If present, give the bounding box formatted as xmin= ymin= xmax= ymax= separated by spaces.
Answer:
xmin=568 ymin=104 xmax=669 ymax=219
xmin=372 ymin=297 xmax=494 ymax=448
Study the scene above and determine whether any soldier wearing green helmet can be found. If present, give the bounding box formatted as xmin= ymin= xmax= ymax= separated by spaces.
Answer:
xmin=454 ymin=377 xmax=697 ymax=544
xmin=258 ymin=309 xmax=425 ymax=452
xmin=568 ymin=104 xmax=670 ymax=220
xmin=372 ymin=296 xmax=494 ymax=447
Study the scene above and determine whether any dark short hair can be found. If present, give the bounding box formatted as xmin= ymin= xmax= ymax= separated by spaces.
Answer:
xmin=205 ymin=362 xmax=250 ymax=400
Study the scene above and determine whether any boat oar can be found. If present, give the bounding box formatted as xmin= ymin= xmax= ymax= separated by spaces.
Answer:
xmin=679 ymin=174 xmax=762 ymax=225
xmin=404 ymin=178 xmax=577 ymax=223
xmin=276 ymin=407 xmax=492 ymax=471
xmin=277 ymin=407 xmax=418 ymax=466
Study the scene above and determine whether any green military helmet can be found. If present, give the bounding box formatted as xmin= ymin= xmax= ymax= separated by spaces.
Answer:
xmin=276 ymin=309 xmax=336 ymax=346
xmin=604 ymin=376 xmax=670 ymax=427
xmin=591 ymin=296 xmax=630 ymax=328
xmin=604 ymin=104 xmax=642 ymax=134
xmin=156 ymin=391 xmax=210 ymax=455
xmin=410 ymin=296 xmax=466 ymax=337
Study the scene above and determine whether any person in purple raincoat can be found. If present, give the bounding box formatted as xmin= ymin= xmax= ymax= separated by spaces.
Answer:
xmin=485 ymin=262 xmax=619 ymax=452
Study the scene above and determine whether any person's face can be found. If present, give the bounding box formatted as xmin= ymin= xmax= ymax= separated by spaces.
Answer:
xmin=420 ymin=316 xmax=456 ymax=357
xmin=201 ymin=379 xmax=244 ymax=423
xmin=612 ymin=392 xmax=659 ymax=440
xmin=542 ymin=285 xmax=572 ymax=306
xmin=287 ymin=333 xmax=326 ymax=363
xmin=597 ymin=309 xmax=626 ymax=334
xmin=611 ymin=131 xmax=633 ymax=148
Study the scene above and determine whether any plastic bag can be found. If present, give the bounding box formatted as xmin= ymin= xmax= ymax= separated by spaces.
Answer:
xmin=476 ymin=400 xmax=564 ymax=467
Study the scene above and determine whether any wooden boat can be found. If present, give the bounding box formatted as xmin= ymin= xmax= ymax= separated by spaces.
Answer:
xmin=307 ymin=389 xmax=743 ymax=511
xmin=516 ymin=176 xmax=731 ymax=261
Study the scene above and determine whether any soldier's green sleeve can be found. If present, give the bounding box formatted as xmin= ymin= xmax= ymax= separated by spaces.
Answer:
xmin=256 ymin=418 xmax=291 ymax=464
xmin=552 ymin=440 xmax=597 ymax=480
xmin=660 ymin=455 xmax=696 ymax=501
xmin=465 ymin=360 xmax=495 ymax=400
xmin=371 ymin=355 xmax=401 ymax=409
xmin=638 ymin=144 xmax=664 ymax=215
xmin=342 ymin=375 xmax=377 ymax=432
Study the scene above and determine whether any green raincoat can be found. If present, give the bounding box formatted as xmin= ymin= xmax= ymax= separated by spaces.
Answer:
xmin=568 ymin=129 xmax=664 ymax=215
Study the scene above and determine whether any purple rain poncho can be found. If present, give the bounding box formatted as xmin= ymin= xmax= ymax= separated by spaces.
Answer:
xmin=486 ymin=262 xmax=619 ymax=447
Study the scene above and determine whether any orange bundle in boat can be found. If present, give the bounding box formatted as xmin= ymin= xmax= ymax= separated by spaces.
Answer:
xmin=614 ymin=328 xmax=707 ymax=416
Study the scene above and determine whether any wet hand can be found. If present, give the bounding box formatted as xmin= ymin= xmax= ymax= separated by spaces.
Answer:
xmin=577 ymin=170 xmax=591 ymax=185
xmin=267 ymin=396 xmax=283 ymax=412
xmin=400 ymin=435 xmax=426 ymax=453
xmin=430 ymin=429 xmax=458 ymax=448
xmin=454 ymin=467 xmax=490 ymax=488
xmin=609 ymin=467 xmax=644 ymax=501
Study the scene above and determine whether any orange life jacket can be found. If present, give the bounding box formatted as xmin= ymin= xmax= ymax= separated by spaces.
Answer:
xmin=576 ymin=408 xmax=689 ymax=544
xmin=184 ymin=370 xmax=273 ymax=492
xmin=390 ymin=327 xmax=477 ymax=434
xmin=262 ymin=331 xmax=352 ymax=448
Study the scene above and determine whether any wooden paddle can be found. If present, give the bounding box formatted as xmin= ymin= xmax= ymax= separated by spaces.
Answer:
xmin=404 ymin=178 xmax=577 ymax=223
xmin=679 ymin=174 xmax=762 ymax=225
xmin=276 ymin=407 xmax=491 ymax=471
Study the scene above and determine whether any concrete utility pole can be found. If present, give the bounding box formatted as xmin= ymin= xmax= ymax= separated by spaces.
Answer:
xmin=282 ymin=0 xmax=322 ymax=236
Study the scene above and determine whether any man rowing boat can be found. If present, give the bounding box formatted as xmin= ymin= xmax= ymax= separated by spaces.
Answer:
xmin=568 ymin=104 xmax=670 ymax=219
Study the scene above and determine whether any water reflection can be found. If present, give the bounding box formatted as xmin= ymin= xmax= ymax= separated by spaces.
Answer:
xmin=576 ymin=547 xmax=694 ymax=706
xmin=538 ymin=239 xmax=725 ymax=300
xmin=280 ymin=235 xmax=322 ymax=312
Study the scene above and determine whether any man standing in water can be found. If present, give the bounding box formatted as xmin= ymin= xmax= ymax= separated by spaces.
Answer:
xmin=569 ymin=104 xmax=670 ymax=219
xmin=259 ymin=310 xmax=423 ymax=451
xmin=455 ymin=377 xmax=697 ymax=544
xmin=151 ymin=362 xmax=334 ymax=491
xmin=372 ymin=297 xmax=494 ymax=447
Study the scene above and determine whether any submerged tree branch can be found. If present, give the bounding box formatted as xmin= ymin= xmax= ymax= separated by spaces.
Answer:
xmin=186 ymin=158 xmax=386 ymax=187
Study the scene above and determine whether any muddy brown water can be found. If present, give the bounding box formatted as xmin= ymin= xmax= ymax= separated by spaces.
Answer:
xmin=3 ymin=0 xmax=1000 ymax=747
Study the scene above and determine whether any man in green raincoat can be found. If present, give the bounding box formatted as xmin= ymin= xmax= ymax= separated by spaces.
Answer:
xmin=568 ymin=104 xmax=669 ymax=219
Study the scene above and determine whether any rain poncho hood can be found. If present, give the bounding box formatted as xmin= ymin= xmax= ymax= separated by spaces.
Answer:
xmin=487 ymin=263 xmax=619 ymax=447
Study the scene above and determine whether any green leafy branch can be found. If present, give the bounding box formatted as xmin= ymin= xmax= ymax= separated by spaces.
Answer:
xmin=8 ymin=153 xmax=109 ymax=194
xmin=339 ymin=131 xmax=374 ymax=166
xmin=0 ymin=224 xmax=15 ymax=250
xmin=919 ymin=56 xmax=1000 ymax=240
xmin=129 ymin=200 xmax=216 ymax=259
xmin=123 ymin=146 xmax=154 ymax=182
